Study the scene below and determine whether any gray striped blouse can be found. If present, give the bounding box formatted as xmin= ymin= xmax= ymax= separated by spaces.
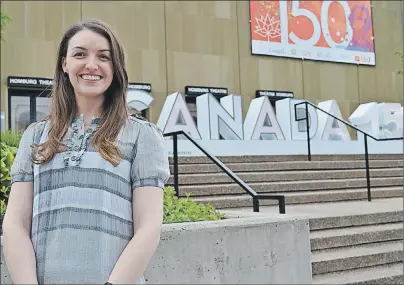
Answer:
xmin=10 ymin=115 xmax=170 ymax=284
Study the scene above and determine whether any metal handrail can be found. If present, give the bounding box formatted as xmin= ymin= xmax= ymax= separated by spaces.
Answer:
xmin=294 ymin=101 xmax=403 ymax=201
xmin=164 ymin=131 xmax=286 ymax=214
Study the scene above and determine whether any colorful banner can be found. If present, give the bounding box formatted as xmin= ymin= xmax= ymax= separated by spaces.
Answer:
xmin=249 ymin=1 xmax=376 ymax=65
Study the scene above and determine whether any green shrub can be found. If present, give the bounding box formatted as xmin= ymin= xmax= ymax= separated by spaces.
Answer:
xmin=1 ymin=142 xmax=16 ymax=188
xmin=0 ymin=188 xmax=6 ymax=215
xmin=163 ymin=186 xmax=224 ymax=224
xmin=0 ymin=130 xmax=22 ymax=148
xmin=1 ymin=142 xmax=17 ymax=211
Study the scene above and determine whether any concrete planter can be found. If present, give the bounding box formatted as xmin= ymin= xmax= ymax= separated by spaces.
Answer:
xmin=146 ymin=211 xmax=312 ymax=284
xmin=1 ymin=212 xmax=312 ymax=284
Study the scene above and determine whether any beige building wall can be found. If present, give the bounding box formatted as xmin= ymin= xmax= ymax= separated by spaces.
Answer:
xmin=1 ymin=0 xmax=403 ymax=127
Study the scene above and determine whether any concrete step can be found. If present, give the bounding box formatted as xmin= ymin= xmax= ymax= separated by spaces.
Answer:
xmin=309 ymin=211 xmax=404 ymax=231
xmin=169 ymin=154 xmax=403 ymax=164
xmin=220 ymin=198 xmax=403 ymax=220
xmin=191 ymin=187 xmax=403 ymax=208
xmin=177 ymin=177 xmax=403 ymax=196
xmin=312 ymin=262 xmax=403 ymax=284
xmin=169 ymin=168 xmax=402 ymax=185
xmin=310 ymin=222 xmax=403 ymax=250
xmin=311 ymin=240 xmax=403 ymax=275
xmin=170 ymin=159 xmax=403 ymax=174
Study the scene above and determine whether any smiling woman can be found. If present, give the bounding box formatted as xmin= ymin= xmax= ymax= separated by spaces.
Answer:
xmin=2 ymin=19 xmax=170 ymax=285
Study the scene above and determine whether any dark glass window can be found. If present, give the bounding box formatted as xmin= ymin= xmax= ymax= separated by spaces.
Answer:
xmin=8 ymin=89 xmax=51 ymax=132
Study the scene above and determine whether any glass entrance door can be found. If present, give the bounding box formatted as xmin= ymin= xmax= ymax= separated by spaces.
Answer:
xmin=8 ymin=89 xmax=51 ymax=132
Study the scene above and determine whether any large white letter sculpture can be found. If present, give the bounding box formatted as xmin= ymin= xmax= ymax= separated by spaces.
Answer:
xmin=244 ymin=96 xmax=285 ymax=140
xmin=156 ymin=92 xmax=201 ymax=140
xmin=349 ymin=102 xmax=404 ymax=139
xmin=377 ymin=103 xmax=402 ymax=139
xmin=276 ymin=99 xmax=318 ymax=140
xmin=316 ymin=100 xmax=351 ymax=141
xmin=349 ymin=102 xmax=379 ymax=139
xmin=197 ymin=93 xmax=244 ymax=140
xmin=126 ymin=89 xmax=153 ymax=111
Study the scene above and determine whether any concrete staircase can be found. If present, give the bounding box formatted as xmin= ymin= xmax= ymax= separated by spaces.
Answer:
xmin=221 ymin=198 xmax=403 ymax=284
xmin=169 ymin=154 xmax=403 ymax=284
xmin=310 ymin=204 xmax=403 ymax=284
xmin=168 ymin=154 xmax=403 ymax=209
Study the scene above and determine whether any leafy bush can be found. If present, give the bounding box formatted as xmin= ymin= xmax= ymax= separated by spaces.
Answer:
xmin=0 ymin=130 xmax=22 ymax=148
xmin=1 ymin=142 xmax=17 ymax=213
xmin=0 ymin=130 xmax=21 ymax=214
xmin=1 ymin=142 xmax=16 ymax=188
xmin=0 ymin=188 xmax=7 ymax=215
xmin=163 ymin=186 xmax=223 ymax=224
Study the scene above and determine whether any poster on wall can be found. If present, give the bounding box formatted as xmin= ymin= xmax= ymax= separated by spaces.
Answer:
xmin=249 ymin=0 xmax=376 ymax=65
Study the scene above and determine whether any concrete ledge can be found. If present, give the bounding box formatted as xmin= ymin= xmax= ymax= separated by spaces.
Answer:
xmin=1 ymin=212 xmax=312 ymax=284
xmin=145 ymin=212 xmax=312 ymax=284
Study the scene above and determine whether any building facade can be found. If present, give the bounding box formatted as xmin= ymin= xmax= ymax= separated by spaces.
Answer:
xmin=1 ymin=1 xmax=403 ymax=132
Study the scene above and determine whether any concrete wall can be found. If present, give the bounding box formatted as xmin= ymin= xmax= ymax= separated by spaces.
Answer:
xmin=145 ymin=212 xmax=312 ymax=284
xmin=1 ymin=212 xmax=312 ymax=284
xmin=1 ymin=1 xmax=403 ymax=126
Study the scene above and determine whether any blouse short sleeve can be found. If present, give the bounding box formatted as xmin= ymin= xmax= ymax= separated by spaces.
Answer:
xmin=10 ymin=122 xmax=38 ymax=184
xmin=130 ymin=121 xmax=170 ymax=190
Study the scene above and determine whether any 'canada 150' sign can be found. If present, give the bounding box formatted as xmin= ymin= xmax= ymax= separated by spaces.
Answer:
xmin=250 ymin=0 xmax=376 ymax=65
xmin=153 ymin=92 xmax=403 ymax=142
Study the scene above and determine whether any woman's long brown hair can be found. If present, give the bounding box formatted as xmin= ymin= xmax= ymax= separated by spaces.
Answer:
xmin=32 ymin=19 xmax=129 ymax=167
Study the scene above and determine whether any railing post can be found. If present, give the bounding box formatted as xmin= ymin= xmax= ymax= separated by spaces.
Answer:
xmin=253 ymin=197 xmax=259 ymax=212
xmin=364 ymin=135 xmax=371 ymax=201
xmin=279 ymin=197 xmax=286 ymax=214
xmin=173 ymin=134 xmax=179 ymax=198
xmin=305 ymin=102 xmax=311 ymax=161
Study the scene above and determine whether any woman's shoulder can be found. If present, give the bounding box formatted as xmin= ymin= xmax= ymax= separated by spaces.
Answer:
xmin=127 ymin=113 xmax=159 ymax=129
xmin=12 ymin=119 xmax=50 ymax=151
xmin=124 ymin=114 xmax=164 ymax=139
xmin=21 ymin=119 xmax=49 ymax=139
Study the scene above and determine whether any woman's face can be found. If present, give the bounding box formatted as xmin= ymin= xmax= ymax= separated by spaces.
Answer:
xmin=62 ymin=29 xmax=113 ymax=99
